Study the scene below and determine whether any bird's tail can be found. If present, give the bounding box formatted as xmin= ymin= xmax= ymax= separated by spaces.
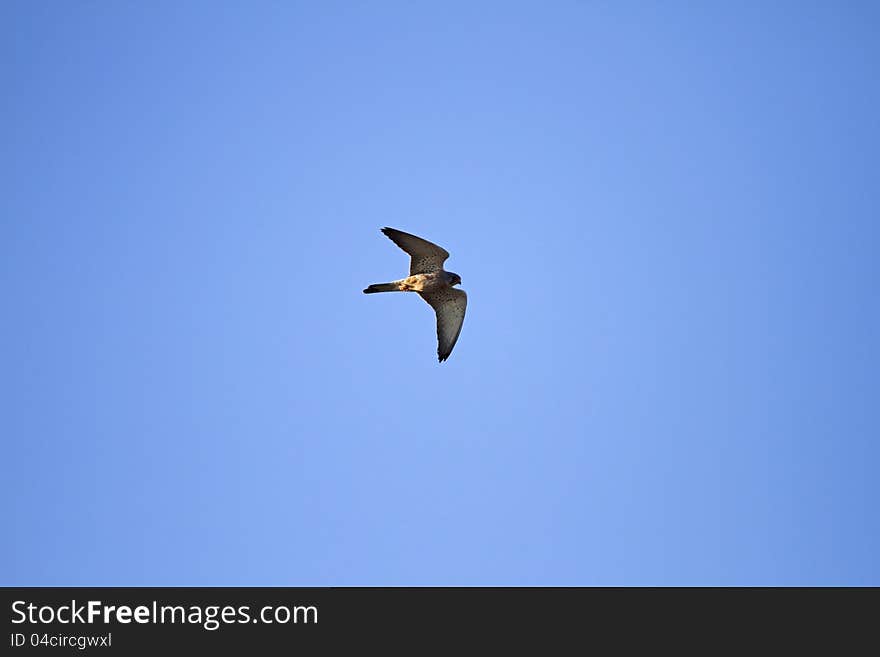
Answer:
xmin=363 ymin=281 xmax=400 ymax=294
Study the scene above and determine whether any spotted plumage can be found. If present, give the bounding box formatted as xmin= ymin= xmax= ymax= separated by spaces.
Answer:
xmin=363 ymin=227 xmax=467 ymax=362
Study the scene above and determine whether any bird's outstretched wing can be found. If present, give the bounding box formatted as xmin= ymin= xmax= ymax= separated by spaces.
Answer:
xmin=381 ymin=227 xmax=450 ymax=274
xmin=419 ymin=288 xmax=467 ymax=362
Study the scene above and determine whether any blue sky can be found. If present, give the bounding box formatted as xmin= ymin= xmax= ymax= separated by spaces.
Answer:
xmin=2 ymin=2 xmax=878 ymax=585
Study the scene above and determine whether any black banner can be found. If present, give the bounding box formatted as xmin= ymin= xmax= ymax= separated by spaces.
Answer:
xmin=1 ymin=587 xmax=875 ymax=651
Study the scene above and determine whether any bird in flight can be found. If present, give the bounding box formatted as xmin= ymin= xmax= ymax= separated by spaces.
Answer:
xmin=364 ymin=227 xmax=467 ymax=362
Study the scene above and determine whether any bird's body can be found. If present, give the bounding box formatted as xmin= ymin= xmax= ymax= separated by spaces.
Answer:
xmin=363 ymin=227 xmax=467 ymax=362
xmin=364 ymin=270 xmax=455 ymax=294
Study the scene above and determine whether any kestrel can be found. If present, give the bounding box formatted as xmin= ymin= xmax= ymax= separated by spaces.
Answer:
xmin=363 ymin=227 xmax=467 ymax=362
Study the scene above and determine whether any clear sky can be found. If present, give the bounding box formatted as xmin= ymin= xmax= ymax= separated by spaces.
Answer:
xmin=3 ymin=2 xmax=878 ymax=585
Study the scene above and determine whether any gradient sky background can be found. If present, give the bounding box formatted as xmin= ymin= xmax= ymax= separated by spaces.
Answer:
xmin=3 ymin=2 xmax=878 ymax=585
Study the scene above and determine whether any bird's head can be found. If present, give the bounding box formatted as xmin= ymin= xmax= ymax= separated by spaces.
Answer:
xmin=448 ymin=272 xmax=462 ymax=286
